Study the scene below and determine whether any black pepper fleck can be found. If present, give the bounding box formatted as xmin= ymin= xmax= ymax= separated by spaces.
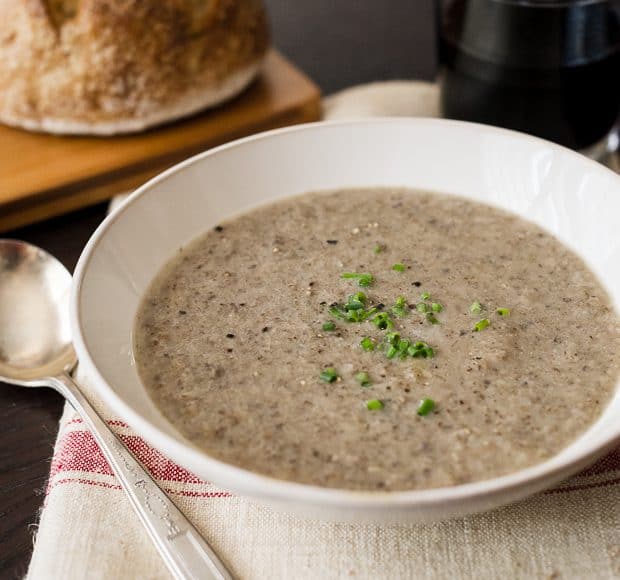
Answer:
xmin=226 ymin=333 xmax=235 ymax=338
xmin=262 ymin=326 xmax=270 ymax=332
xmin=214 ymin=225 xmax=224 ymax=232
xmin=412 ymin=281 xmax=422 ymax=287
xmin=178 ymin=310 xmax=187 ymax=315
xmin=326 ymin=240 xmax=338 ymax=245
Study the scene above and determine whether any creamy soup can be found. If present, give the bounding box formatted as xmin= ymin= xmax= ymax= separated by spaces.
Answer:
xmin=134 ymin=188 xmax=619 ymax=491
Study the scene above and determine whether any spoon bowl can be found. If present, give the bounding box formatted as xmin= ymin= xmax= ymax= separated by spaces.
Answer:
xmin=0 ymin=239 xmax=75 ymax=383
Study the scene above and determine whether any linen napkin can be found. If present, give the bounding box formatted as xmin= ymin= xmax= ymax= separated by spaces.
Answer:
xmin=27 ymin=81 xmax=620 ymax=580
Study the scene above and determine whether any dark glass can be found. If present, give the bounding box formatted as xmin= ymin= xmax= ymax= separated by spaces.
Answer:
xmin=439 ymin=0 xmax=620 ymax=150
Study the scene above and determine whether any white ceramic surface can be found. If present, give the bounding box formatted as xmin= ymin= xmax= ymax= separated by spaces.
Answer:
xmin=71 ymin=119 xmax=620 ymax=522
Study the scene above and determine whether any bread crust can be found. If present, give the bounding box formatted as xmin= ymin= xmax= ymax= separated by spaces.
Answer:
xmin=0 ymin=0 xmax=269 ymax=134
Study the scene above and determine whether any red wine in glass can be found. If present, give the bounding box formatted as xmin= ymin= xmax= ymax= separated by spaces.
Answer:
xmin=439 ymin=0 xmax=620 ymax=153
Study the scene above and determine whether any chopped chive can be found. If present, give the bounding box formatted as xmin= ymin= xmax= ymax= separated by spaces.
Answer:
xmin=496 ymin=307 xmax=510 ymax=316
xmin=416 ymin=302 xmax=429 ymax=313
xmin=341 ymin=272 xmax=374 ymax=287
xmin=391 ymin=295 xmax=409 ymax=317
xmin=372 ymin=312 xmax=393 ymax=330
xmin=386 ymin=345 xmax=398 ymax=359
xmin=344 ymin=292 xmax=367 ymax=311
xmin=355 ymin=371 xmax=372 ymax=387
xmin=373 ymin=244 xmax=383 ymax=254
xmin=397 ymin=340 xmax=410 ymax=359
xmin=431 ymin=302 xmax=443 ymax=313
xmin=329 ymin=305 xmax=347 ymax=320
xmin=352 ymin=291 xmax=367 ymax=303
xmin=470 ymin=301 xmax=482 ymax=314
xmin=392 ymin=263 xmax=406 ymax=272
xmin=414 ymin=341 xmax=434 ymax=357
xmin=398 ymin=339 xmax=411 ymax=352
xmin=409 ymin=341 xmax=435 ymax=358
xmin=366 ymin=399 xmax=384 ymax=410
xmin=426 ymin=312 xmax=439 ymax=325
xmin=385 ymin=332 xmax=400 ymax=346
xmin=417 ymin=398 xmax=436 ymax=416
xmin=420 ymin=292 xmax=431 ymax=301
xmin=322 ymin=321 xmax=336 ymax=332
xmin=330 ymin=298 xmax=377 ymax=324
xmin=473 ymin=318 xmax=490 ymax=332
xmin=360 ymin=337 xmax=375 ymax=351
xmin=320 ymin=367 xmax=338 ymax=383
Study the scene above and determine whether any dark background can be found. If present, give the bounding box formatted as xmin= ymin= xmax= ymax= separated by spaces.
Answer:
xmin=0 ymin=1 xmax=436 ymax=577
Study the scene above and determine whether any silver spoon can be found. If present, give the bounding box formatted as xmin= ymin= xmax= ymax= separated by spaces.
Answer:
xmin=0 ymin=239 xmax=234 ymax=580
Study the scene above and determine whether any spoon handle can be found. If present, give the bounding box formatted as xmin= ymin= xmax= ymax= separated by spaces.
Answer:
xmin=50 ymin=372 xmax=234 ymax=580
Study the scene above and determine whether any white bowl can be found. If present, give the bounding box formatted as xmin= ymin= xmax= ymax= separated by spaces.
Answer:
xmin=71 ymin=119 xmax=620 ymax=522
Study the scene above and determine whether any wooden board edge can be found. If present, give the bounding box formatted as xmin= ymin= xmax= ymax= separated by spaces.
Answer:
xmin=1 ymin=95 xmax=321 ymax=233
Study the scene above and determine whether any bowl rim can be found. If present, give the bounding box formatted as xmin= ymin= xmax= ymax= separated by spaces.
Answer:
xmin=71 ymin=117 xmax=620 ymax=509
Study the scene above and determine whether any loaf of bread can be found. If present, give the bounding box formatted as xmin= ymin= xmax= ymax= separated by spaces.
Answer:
xmin=0 ymin=0 xmax=269 ymax=134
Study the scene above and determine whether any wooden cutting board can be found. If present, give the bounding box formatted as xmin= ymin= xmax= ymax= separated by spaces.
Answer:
xmin=0 ymin=51 xmax=321 ymax=232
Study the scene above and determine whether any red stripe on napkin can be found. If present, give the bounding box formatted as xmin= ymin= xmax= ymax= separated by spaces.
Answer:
xmin=50 ymin=430 xmax=204 ymax=483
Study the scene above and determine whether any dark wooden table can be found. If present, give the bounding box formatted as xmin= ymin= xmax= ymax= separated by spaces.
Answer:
xmin=0 ymin=2 xmax=436 ymax=576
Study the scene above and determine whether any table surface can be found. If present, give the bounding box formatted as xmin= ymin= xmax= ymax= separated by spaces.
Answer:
xmin=0 ymin=1 xmax=436 ymax=576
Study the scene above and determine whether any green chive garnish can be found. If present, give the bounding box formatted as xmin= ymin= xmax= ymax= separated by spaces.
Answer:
xmin=420 ymin=292 xmax=431 ymax=301
xmin=366 ymin=399 xmax=384 ymax=410
xmin=345 ymin=292 xmax=367 ymax=310
xmin=417 ymin=398 xmax=436 ymax=416
xmin=496 ymin=307 xmax=510 ymax=316
xmin=355 ymin=371 xmax=372 ymax=387
xmin=341 ymin=272 xmax=374 ymax=287
xmin=408 ymin=341 xmax=434 ymax=358
xmin=470 ymin=301 xmax=482 ymax=314
xmin=385 ymin=332 xmax=401 ymax=346
xmin=391 ymin=295 xmax=409 ymax=317
xmin=431 ymin=302 xmax=443 ymax=313
xmin=416 ymin=302 xmax=429 ymax=313
xmin=392 ymin=263 xmax=406 ymax=272
xmin=386 ymin=345 xmax=398 ymax=359
xmin=320 ymin=367 xmax=338 ymax=383
xmin=426 ymin=312 xmax=439 ymax=325
xmin=398 ymin=339 xmax=411 ymax=359
xmin=372 ymin=312 xmax=393 ymax=330
xmin=373 ymin=244 xmax=383 ymax=254
xmin=473 ymin=318 xmax=490 ymax=332
xmin=329 ymin=295 xmax=377 ymax=323
xmin=322 ymin=321 xmax=336 ymax=332
xmin=360 ymin=337 xmax=375 ymax=351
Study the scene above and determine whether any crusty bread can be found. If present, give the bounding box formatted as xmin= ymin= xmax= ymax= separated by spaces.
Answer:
xmin=0 ymin=0 xmax=269 ymax=134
